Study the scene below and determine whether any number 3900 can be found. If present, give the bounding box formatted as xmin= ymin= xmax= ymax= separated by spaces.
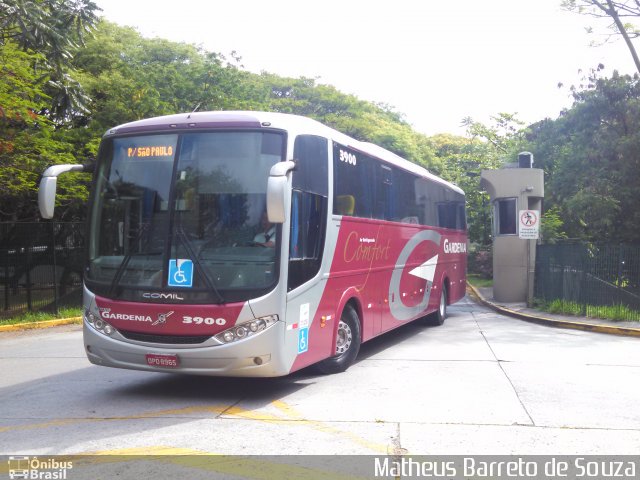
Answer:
xmin=183 ymin=316 xmax=227 ymax=326
xmin=339 ymin=149 xmax=357 ymax=166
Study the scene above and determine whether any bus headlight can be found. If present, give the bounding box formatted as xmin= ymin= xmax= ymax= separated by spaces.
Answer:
xmin=85 ymin=308 xmax=116 ymax=337
xmin=215 ymin=315 xmax=278 ymax=344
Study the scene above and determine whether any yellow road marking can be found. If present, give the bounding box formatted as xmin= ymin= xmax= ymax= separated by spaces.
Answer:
xmin=271 ymin=400 xmax=391 ymax=454
xmin=1 ymin=401 xmax=391 ymax=454
xmin=0 ymin=418 xmax=97 ymax=434
xmin=0 ymin=317 xmax=82 ymax=332
xmin=82 ymin=446 xmax=209 ymax=455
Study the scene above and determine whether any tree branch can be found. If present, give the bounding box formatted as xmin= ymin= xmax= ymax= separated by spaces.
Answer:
xmin=605 ymin=0 xmax=640 ymax=74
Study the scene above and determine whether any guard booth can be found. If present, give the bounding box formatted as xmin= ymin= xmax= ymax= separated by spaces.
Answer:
xmin=480 ymin=152 xmax=544 ymax=303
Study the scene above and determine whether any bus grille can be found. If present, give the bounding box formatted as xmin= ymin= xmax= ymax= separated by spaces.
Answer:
xmin=120 ymin=330 xmax=212 ymax=344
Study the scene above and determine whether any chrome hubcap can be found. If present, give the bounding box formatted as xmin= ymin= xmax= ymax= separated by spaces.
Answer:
xmin=335 ymin=319 xmax=353 ymax=354
xmin=439 ymin=291 xmax=446 ymax=317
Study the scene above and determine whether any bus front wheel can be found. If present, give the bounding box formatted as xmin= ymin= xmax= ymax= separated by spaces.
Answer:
xmin=314 ymin=304 xmax=361 ymax=374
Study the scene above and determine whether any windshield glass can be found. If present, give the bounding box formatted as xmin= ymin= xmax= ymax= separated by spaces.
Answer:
xmin=87 ymin=131 xmax=284 ymax=302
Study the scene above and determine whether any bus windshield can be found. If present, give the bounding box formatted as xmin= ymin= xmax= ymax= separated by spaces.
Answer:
xmin=87 ymin=130 xmax=284 ymax=301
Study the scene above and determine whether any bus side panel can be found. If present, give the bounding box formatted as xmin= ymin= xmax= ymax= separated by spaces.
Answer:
xmin=376 ymin=221 xmax=443 ymax=333
xmin=290 ymin=217 xmax=467 ymax=371
xmin=442 ymin=239 xmax=468 ymax=305
xmin=287 ymin=216 xmax=381 ymax=373
xmin=287 ymin=217 xmax=467 ymax=373
xmin=281 ymin=277 xmax=336 ymax=371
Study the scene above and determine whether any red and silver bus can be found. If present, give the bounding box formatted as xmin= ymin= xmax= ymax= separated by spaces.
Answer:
xmin=39 ymin=111 xmax=467 ymax=377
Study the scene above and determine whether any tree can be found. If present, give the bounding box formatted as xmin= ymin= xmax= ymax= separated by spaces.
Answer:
xmin=0 ymin=0 xmax=100 ymax=122
xmin=525 ymin=71 xmax=640 ymax=243
xmin=563 ymin=0 xmax=640 ymax=74
xmin=28 ymin=21 xmax=441 ymax=220
xmin=0 ymin=1 xmax=99 ymax=220
xmin=429 ymin=133 xmax=503 ymax=246
xmin=0 ymin=41 xmax=83 ymax=220
xmin=461 ymin=112 xmax=527 ymax=158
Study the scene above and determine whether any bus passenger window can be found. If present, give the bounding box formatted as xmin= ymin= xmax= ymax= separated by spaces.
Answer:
xmin=332 ymin=143 xmax=372 ymax=218
xmin=336 ymin=195 xmax=355 ymax=215
xmin=374 ymin=164 xmax=393 ymax=220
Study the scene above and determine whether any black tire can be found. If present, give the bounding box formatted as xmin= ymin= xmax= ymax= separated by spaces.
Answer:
xmin=423 ymin=285 xmax=447 ymax=326
xmin=314 ymin=304 xmax=361 ymax=374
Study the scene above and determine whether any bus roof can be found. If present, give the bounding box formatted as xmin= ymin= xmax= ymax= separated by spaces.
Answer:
xmin=107 ymin=111 xmax=464 ymax=196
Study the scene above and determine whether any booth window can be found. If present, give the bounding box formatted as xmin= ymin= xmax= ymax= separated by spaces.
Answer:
xmin=494 ymin=198 xmax=517 ymax=235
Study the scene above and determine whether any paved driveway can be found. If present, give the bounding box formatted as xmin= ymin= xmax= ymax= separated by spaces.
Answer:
xmin=1 ymin=296 xmax=639 ymax=456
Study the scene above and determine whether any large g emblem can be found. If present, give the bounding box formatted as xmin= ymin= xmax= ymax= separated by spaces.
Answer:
xmin=389 ymin=230 xmax=441 ymax=321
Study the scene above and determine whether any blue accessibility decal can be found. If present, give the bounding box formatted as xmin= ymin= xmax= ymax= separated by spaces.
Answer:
xmin=298 ymin=327 xmax=309 ymax=354
xmin=168 ymin=259 xmax=194 ymax=288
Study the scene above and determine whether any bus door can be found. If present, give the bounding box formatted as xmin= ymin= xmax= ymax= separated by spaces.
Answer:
xmin=285 ymin=135 xmax=330 ymax=362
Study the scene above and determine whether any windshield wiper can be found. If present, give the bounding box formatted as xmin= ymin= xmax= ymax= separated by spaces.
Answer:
xmin=175 ymin=226 xmax=226 ymax=304
xmin=108 ymin=222 xmax=152 ymax=295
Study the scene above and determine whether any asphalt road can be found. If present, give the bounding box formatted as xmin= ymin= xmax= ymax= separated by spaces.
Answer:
xmin=1 ymin=296 xmax=640 ymax=457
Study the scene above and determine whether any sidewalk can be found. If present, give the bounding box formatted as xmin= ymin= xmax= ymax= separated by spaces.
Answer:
xmin=467 ymin=284 xmax=640 ymax=338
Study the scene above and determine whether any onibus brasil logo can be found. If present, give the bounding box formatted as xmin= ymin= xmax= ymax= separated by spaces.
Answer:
xmin=8 ymin=457 xmax=73 ymax=479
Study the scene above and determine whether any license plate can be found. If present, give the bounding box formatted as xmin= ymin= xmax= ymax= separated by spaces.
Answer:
xmin=145 ymin=353 xmax=179 ymax=368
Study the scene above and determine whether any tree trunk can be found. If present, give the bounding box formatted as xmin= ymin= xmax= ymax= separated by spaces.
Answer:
xmin=595 ymin=0 xmax=640 ymax=75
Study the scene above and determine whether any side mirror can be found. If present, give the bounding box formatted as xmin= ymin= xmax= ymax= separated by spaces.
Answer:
xmin=266 ymin=161 xmax=296 ymax=223
xmin=38 ymin=164 xmax=87 ymax=219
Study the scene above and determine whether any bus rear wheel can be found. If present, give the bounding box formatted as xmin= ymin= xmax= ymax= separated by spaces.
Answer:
xmin=314 ymin=304 xmax=361 ymax=374
xmin=423 ymin=286 xmax=447 ymax=326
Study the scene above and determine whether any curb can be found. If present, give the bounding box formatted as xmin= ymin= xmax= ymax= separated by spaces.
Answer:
xmin=466 ymin=284 xmax=640 ymax=338
xmin=0 ymin=316 xmax=82 ymax=333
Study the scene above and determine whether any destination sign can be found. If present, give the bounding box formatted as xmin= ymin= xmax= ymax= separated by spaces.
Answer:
xmin=127 ymin=146 xmax=174 ymax=158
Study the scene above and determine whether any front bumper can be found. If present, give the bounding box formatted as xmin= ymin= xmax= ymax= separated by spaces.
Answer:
xmin=83 ymin=320 xmax=290 ymax=377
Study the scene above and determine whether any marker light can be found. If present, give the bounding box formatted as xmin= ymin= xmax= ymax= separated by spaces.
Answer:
xmin=215 ymin=315 xmax=278 ymax=344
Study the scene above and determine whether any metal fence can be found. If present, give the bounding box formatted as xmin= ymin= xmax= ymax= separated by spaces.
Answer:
xmin=535 ymin=243 xmax=640 ymax=321
xmin=0 ymin=222 xmax=85 ymax=318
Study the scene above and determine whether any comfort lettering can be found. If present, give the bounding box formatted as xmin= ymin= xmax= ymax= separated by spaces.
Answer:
xmin=343 ymin=231 xmax=391 ymax=263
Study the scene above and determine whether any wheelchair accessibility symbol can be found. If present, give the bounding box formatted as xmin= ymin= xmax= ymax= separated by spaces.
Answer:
xmin=168 ymin=259 xmax=194 ymax=288
xmin=298 ymin=327 xmax=309 ymax=354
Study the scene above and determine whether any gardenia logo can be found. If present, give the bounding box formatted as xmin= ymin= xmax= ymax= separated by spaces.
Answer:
xmin=100 ymin=308 xmax=153 ymax=322
xmin=443 ymin=238 xmax=467 ymax=254
xmin=8 ymin=456 xmax=73 ymax=479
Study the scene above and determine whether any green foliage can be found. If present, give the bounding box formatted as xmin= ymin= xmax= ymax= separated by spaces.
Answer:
xmin=0 ymin=41 xmax=77 ymax=220
xmin=540 ymin=206 xmax=568 ymax=244
xmin=467 ymin=249 xmax=493 ymax=279
xmin=467 ymin=273 xmax=494 ymax=288
xmin=69 ymin=21 xmax=443 ymax=188
xmin=462 ymin=113 xmax=527 ymax=157
xmin=0 ymin=20 xmax=444 ymax=220
xmin=3 ymin=11 xmax=637 ymax=245
xmin=460 ymin=76 xmax=640 ymax=245
xmin=428 ymin=125 xmax=510 ymax=245
xmin=1 ymin=0 xmax=101 ymax=121
xmin=0 ymin=0 xmax=98 ymax=220
xmin=0 ymin=41 xmax=48 ymax=122
xmin=0 ymin=307 xmax=82 ymax=326
xmin=525 ymin=70 xmax=640 ymax=243
xmin=538 ymin=299 xmax=639 ymax=322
